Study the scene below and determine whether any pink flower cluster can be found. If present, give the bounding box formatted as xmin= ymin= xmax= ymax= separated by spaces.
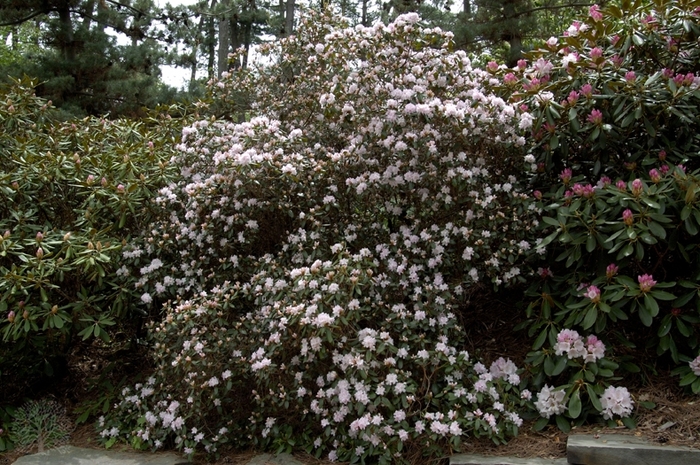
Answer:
xmin=554 ymin=329 xmax=605 ymax=363
xmin=638 ymin=274 xmax=657 ymax=293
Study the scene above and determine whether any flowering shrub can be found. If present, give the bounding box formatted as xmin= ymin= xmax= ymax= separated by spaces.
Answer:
xmin=488 ymin=2 xmax=700 ymax=375
xmin=0 ymin=77 xmax=184 ymax=383
xmin=104 ymin=250 xmax=530 ymax=462
xmin=103 ymin=11 xmax=545 ymax=463
xmin=526 ymin=328 xmax=634 ymax=432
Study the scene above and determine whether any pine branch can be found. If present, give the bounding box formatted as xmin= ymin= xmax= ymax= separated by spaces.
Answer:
xmin=0 ymin=9 xmax=45 ymax=27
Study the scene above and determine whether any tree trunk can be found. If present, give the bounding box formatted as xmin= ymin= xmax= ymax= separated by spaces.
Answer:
xmin=230 ymin=18 xmax=241 ymax=69
xmin=82 ymin=0 xmax=96 ymax=29
xmin=189 ymin=12 xmax=206 ymax=91
xmin=57 ymin=1 xmax=75 ymax=62
xmin=285 ymin=0 xmax=295 ymax=37
xmin=217 ymin=0 xmax=231 ymax=76
xmin=502 ymin=1 xmax=523 ymax=67
xmin=207 ymin=0 xmax=217 ymax=79
xmin=463 ymin=0 xmax=471 ymax=15
xmin=506 ymin=35 xmax=522 ymax=67
xmin=361 ymin=0 xmax=368 ymax=26
xmin=242 ymin=21 xmax=251 ymax=69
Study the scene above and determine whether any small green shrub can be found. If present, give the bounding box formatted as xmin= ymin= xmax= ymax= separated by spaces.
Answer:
xmin=8 ymin=399 xmax=72 ymax=452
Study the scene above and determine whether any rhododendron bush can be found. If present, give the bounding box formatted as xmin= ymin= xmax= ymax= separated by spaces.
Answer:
xmin=0 ymin=78 xmax=184 ymax=383
xmin=485 ymin=0 xmax=700 ymax=399
xmin=102 ymin=12 xmax=543 ymax=463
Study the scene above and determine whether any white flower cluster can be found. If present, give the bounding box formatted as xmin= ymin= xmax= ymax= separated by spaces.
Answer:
xmin=599 ymin=386 xmax=634 ymax=420
xmin=690 ymin=355 xmax=700 ymax=376
xmin=534 ymin=385 xmax=567 ymax=419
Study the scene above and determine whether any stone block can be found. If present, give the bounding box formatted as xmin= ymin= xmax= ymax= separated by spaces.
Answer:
xmin=450 ymin=454 xmax=568 ymax=465
xmin=567 ymin=433 xmax=700 ymax=465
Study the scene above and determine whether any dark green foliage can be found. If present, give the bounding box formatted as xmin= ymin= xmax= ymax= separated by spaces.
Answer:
xmin=0 ymin=77 xmax=188 ymax=392
xmin=487 ymin=0 xmax=700 ymax=399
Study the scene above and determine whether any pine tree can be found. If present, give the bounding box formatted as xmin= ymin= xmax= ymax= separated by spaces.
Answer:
xmin=452 ymin=0 xmax=604 ymax=66
xmin=0 ymin=0 xmax=173 ymax=116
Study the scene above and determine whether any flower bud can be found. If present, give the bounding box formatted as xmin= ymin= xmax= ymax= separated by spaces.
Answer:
xmin=51 ymin=305 xmax=59 ymax=315
xmin=622 ymin=209 xmax=634 ymax=226
xmin=36 ymin=231 xmax=44 ymax=242
xmin=631 ymin=178 xmax=643 ymax=196
xmin=7 ymin=311 xmax=15 ymax=323
xmin=36 ymin=247 xmax=44 ymax=259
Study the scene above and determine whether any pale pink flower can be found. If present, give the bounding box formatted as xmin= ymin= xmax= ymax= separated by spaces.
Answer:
xmin=584 ymin=285 xmax=601 ymax=303
xmin=690 ymin=355 xmax=700 ymax=376
xmin=599 ymin=386 xmax=634 ymax=419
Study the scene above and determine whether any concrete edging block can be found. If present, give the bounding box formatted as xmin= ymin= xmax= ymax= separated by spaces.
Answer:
xmin=567 ymin=433 xmax=700 ymax=465
xmin=450 ymin=454 xmax=568 ymax=465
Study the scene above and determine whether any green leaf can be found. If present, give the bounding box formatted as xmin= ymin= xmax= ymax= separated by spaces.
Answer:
xmin=639 ymin=304 xmax=653 ymax=327
xmin=676 ymin=318 xmax=691 ymax=337
xmin=582 ymin=306 xmax=598 ymax=330
xmin=586 ymin=234 xmax=596 ymax=252
xmin=552 ymin=356 xmax=568 ymax=376
xmin=587 ymin=384 xmax=602 ymax=412
xmin=679 ymin=371 xmax=696 ymax=387
xmin=681 ymin=205 xmax=692 ymax=221
xmin=555 ymin=415 xmax=571 ymax=433
xmin=544 ymin=356 xmax=555 ymax=376
xmin=643 ymin=118 xmax=656 ymax=138
xmin=657 ymin=316 xmax=672 ymax=337
xmin=534 ymin=416 xmax=549 ymax=431
xmin=533 ymin=328 xmax=548 ymax=350
xmin=650 ymin=290 xmax=676 ymax=301
xmin=693 ymin=378 xmax=700 ymax=395
xmin=621 ymin=416 xmax=636 ymax=429
xmin=647 ymin=221 xmax=666 ymax=239
xmin=617 ymin=242 xmax=634 ymax=259
xmin=541 ymin=216 xmax=561 ymax=227
xmin=568 ymin=391 xmax=582 ymax=419
xmin=550 ymin=135 xmax=559 ymax=150
xmin=621 ymin=111 xmax=636 ymax=128
xmin=644 ymin=294 xmax=659 ymax=317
